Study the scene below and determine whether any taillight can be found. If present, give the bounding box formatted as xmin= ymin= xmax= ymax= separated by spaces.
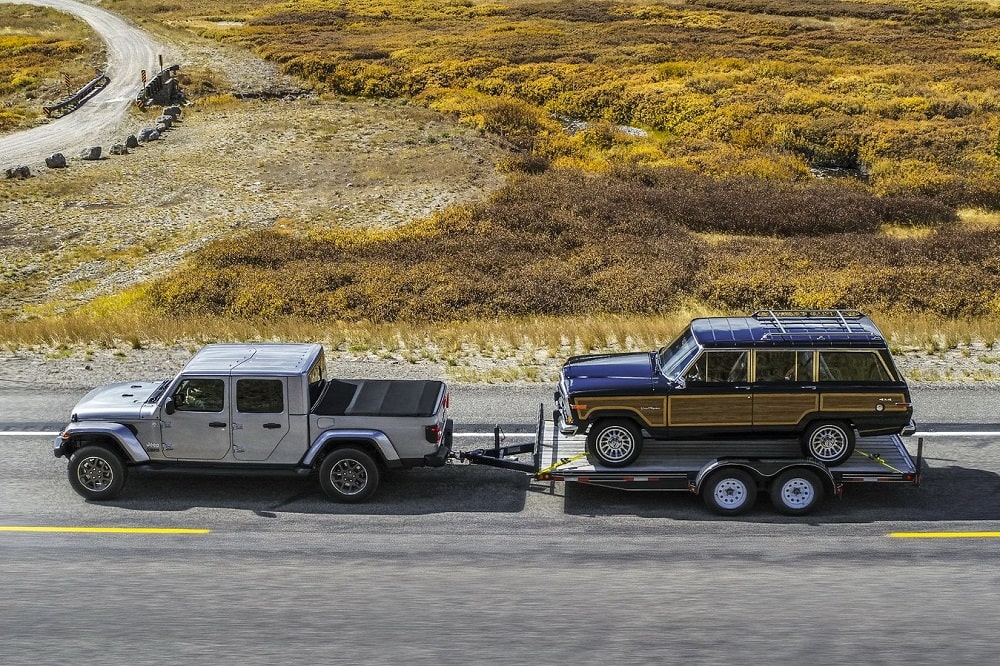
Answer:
xmin=443 ymin=393 xmax=450 ymax=409
xmin=425 ymin=424 xmax=442 ymax=443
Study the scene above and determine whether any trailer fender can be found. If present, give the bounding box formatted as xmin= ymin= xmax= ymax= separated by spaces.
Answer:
xmin=692 ymin=459 xmax=835 ymax=495
xmin=55 ymin=421 xmax=149 ymax=463
xmin=303 ymin=429 xmax=399 ymax=468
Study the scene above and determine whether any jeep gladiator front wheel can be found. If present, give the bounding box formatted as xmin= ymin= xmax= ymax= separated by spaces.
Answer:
xmin=67 ymin=445 xmax=127 ymax=501
xmin=587 ymin=420 xmax=642 ymax=467
xmin=319 ymin=448 xmax=380 ymax=503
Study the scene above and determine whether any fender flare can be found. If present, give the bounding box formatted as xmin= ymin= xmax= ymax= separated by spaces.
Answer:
xmin=56 ymin=421 xmax=150 ymax=463
xmin=302 ymin=429 xmax=399 ymax=467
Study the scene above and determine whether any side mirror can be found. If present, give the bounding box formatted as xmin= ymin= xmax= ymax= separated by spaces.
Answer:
xmin=164 ymin=397 xmax=175 ymax=415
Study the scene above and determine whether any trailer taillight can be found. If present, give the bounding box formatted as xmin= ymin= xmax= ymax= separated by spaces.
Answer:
xmin=425 ymin=424 xmax=442 ymax=443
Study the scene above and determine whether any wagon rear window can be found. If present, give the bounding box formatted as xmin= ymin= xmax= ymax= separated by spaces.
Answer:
xmin=818 ymin=351 xmax=891 ymax=382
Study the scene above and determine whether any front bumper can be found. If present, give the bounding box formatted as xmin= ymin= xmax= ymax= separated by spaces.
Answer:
xmin=53 ymin=434 xmax=65 ymax=458
xmin=556 ymin=407 xmax=579 ymax=437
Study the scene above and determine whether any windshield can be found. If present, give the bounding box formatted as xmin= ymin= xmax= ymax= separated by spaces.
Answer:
xmin=657 ymin=329 xmax=700 ymax=381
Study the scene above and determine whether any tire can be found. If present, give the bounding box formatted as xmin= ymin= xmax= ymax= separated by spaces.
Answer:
xmin=702 ymin=468 xmax=757 ymax=516
xmin=67 ymin=445 xmax=127 ymax=501
xmin=319 ymin=447 xmax=380 ymax=503
xmin=587 ymin=420 xmax=642 ymax=467
xmin=802 ymin=421 xmax=855 ymax=467
xmin=770 ymin=469 xmax=825 ymax=516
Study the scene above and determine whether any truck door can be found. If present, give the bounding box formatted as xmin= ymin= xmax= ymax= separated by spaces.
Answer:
xmin=162 ymin=377 xmax=231 ymax=460
xmin=232 ymin=377 xmax=289 ymax=461
xmin=669 ymin=350 xmax=752 ymax=433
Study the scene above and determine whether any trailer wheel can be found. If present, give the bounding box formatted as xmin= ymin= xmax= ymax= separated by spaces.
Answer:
xmin=67 ymin=445 xmax=127 ymax=501
xmin=702 ymin=469 xmax=757 ymax=516
xmin=802 ymin=421 xmax=855 ymax=467
xmin=587 ymin=420 xmax=642 ymax=467
xmin=319 ymin=448 xmax=380 ymax=503
xmin=770 ymin=469 xmax=825 ymax=516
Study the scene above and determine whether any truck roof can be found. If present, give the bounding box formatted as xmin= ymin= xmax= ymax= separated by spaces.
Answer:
xmin=181 ymin=343 xmax=324 ymax=376
xmin=690 ymin=310 xmax=887 ymax=348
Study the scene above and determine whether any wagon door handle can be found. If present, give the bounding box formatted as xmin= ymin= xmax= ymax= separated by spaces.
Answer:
xmin=263 ymin=423 xmax=282 ymax=429
xmin=209 ymin=421 xmax=227 ymax=428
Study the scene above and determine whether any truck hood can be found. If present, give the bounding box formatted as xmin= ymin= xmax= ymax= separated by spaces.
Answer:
xmin=561 ymin=352 xmax=656 ymax=394
xmin=72 ymin=380 xmax=166 ymax=421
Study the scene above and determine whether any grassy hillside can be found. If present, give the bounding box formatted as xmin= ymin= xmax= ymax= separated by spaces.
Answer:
xmin=7 ymin=0 xmax=1000 ymax=347
xmin=112 ymin=0 xmax=1000 ymax=202
xmin=0 ymin=5 xmax=103 ymax=132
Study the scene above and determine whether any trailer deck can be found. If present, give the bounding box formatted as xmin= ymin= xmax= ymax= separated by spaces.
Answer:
xmin=459 ymin=407 xmax=921 ymax=514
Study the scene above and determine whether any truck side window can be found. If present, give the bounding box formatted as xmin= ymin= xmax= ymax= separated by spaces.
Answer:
xmin=686 ymin=351 xmax=748 ymax=384
xmin=818 ymin=351 xmax=891 ymax=382
xmin=173 ymin=378 xmax=225 ymax=412
xmin=237 ymin=379 xmax=284 ymax=413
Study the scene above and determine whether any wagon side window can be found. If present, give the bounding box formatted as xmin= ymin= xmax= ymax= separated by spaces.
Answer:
xmin=686 ymin=350 xmax=748 ymax=384
xmin=755 ymin=350 xmax=814 ymax=382
xmin=818 ymin=351 xmax=891 ymax=382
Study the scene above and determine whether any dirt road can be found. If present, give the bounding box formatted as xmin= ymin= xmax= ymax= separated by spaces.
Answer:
xmin=0 ymin=0 xmax=163 ymax=167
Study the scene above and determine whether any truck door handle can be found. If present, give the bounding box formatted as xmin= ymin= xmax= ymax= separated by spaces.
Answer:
xmin=209 ymin=421 xmax=227 ymax=428
xmin=801 ymin=385 xmax=818 ymax=390
xmin=263 ymin=423 xmax=282 ymax=429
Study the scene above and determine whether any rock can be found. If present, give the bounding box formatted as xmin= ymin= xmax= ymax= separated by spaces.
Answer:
xmin=80 ymin=147 xmax=102 ymax=161
xmin=110 ymin=144 xmax=128 ymax=155
xmin=138 ymin=128 xmax=160 ymax=142
xmin=4 ymin=165 xmax=31 ymax=179
xmin=156 ymin=114 xmax=172 ymax=129
xmin=45 ymin=153 xmax=67 ymax=169
xmin=125 ymin=135 xmax=139 ymax=148
xmin=163 ymin=105 xmax=181 ymax=119
xmin=156 ymin=122 xmax=169 ymax=133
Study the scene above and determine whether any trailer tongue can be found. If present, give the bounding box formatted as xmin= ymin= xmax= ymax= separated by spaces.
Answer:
xmin=459 ymin=406 xmax=922 ymax=516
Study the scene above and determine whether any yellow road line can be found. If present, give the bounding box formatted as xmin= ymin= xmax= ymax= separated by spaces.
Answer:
xmin=0 ymin=526 xmax=210 ymax=534
xmin=889 ymin=531 xmax=1000 ymax=539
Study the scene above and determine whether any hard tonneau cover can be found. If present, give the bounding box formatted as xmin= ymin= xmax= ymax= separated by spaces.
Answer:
xmin=312 ymin=379 xmax=445 ymax=417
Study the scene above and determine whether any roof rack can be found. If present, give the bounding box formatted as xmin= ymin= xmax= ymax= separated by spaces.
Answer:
xmin=751 ymin=310 xmax=882 ymax=342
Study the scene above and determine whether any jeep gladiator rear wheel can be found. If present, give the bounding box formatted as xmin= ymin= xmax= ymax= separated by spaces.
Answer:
xmin=802 ymin=421 xmax=855 ymax=467
xmin=67 ymin=445 xmax=127 ymax=501
xmin=587 ymin=419 xmax=642 ymax=467
xmin=320 ymin=448 xmax=380 ymax=503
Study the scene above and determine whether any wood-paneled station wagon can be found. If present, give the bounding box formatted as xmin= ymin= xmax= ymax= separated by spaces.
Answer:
xmin=555 ymin=310 xmax=915 ymax=468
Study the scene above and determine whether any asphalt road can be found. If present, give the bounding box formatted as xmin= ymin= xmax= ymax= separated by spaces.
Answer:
xmin=0 ymin=0 xmax=163 ymax=167
xmin=1 ymin=384 xmax=998 ymax=664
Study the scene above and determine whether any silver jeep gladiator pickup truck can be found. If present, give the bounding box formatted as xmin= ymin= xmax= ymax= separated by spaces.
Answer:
xmin=54 ymin=343 xmax=452 ymax=502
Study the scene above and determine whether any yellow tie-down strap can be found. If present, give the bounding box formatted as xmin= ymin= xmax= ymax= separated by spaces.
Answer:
xmin=537 ymin=452 xmax=590 ymax=477
xmin=854 ymin=448 xmax=906 ymax=474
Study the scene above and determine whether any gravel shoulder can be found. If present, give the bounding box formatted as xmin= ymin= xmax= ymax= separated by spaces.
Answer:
xmin=2 ymin=340 xmax=999 ymax=393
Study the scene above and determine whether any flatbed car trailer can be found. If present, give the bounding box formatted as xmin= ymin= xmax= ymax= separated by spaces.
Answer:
xmin=458 ymin=406 xmax=922 ymax=516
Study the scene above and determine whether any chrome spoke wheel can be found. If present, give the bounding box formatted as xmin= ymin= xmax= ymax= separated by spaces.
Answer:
xmin=595 ymin=426 xmax=635 ymax=464
xmin=808 ymin=425 xmax=849 ymax=462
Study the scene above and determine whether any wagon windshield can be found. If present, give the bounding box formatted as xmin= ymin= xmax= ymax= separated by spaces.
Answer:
xmin=657 ymin=329 xmax=700 ymax=381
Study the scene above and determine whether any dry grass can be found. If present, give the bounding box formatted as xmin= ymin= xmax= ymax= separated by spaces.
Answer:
xmin=0 ymin=5 xmax=104 ymax=132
